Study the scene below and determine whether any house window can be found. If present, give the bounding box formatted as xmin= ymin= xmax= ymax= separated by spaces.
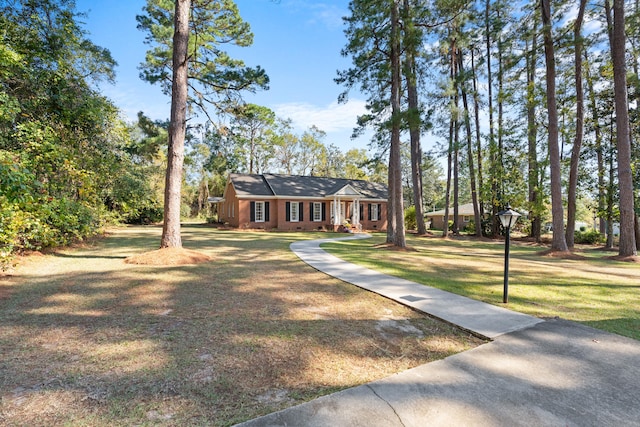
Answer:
xmin=255 ymin=201 xmax=265 ymax=222
xmin=313 ymin=202 xmax=322 ymax=222
xmin=290 ymin=201 xmax=299 ymax=222
xmin=463 ymin=215 xmax=470 ymax=223
xmin=371 ymin=203 xmax=380 ymax=221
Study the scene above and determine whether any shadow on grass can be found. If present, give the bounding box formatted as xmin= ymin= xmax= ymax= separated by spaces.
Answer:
xmin=0 ymin=224 xmax=479 ymax=426
xmin=241 ymin=319 xmax=640 ymax=427
xmin=52 ymin=253 xmax=129 ymax=260
xmin=322 ymin=233 xmax=640 ymax=341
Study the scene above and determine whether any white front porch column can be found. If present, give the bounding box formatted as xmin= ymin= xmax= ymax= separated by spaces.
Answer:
xmin=333 ymin=196 xmax=339 ymax=226
xmin=353 ymin=199 xmax=360 ymax=226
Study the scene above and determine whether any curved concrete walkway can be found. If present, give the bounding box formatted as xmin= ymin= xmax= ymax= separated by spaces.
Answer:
xmin=289 ymin=233 xmax=542 ymax=339
xmin=236 ymin=234 xmax=640 ymax=427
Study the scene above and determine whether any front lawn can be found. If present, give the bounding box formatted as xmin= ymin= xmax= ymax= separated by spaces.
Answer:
xmin=0 ymin=225 xmax=482 ymax=426
xmin=322 ymin=234 xmax=640 ymax=341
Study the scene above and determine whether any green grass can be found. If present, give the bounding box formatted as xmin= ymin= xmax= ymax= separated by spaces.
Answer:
xmin=0 ymin=224 xmax=482 ymax=426
xmin=322 ymin=234 xmax=640 ymax=341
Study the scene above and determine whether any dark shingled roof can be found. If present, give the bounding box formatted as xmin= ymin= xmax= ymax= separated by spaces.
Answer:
xmin=228 ymin=173 xmax=273 ymax=196
xmin=229 ymin=173 xmax=387 ymax=200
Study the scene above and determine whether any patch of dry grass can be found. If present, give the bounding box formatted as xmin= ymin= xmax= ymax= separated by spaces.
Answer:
xmin=125 ymin=247 xmax=211 ymax=265
xmin=323 ymin=234 xmax=640 ymax=340
xmin=0 ymin=225 xmax=483 ymax=426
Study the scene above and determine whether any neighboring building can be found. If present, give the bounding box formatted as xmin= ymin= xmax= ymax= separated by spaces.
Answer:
xmin=425 ymin=203 xmax=476 ymax=230
xmin=216 ymin=173 xmax=388 ymax=232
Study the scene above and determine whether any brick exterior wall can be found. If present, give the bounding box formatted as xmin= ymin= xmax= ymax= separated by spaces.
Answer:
xmin=274 ymin=200 xmax=328 ymax=231
xmin=217 ymin=177 xmax=387 ymax=231
xmin=361 ymin=201 xmax=388 ymax=231
xmin=218 ymin=182 xmax=239 ymax=227
xmin=218 ymin=192 xmax=387 ymax=231
xmin=427 ymin=214 xmax=472 ymax=231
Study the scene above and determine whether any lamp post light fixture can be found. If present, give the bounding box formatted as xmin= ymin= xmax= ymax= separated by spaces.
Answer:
xmin=498 ymin=205 xmax=521 ymax=303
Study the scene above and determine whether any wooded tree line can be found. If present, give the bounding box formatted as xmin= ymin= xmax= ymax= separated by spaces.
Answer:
xmin=156 ymin=112 xmax=391 ymax=218
xmin=2 ymin=0 xmax=639 ymax=264
xmin=136 ymin=0 xmax=398 ymax=248
xmin=196 ymin=110 xmax=388 ymax=183
xmin=338 ymin=0 xmax=639 ymax=256
xmin=0 ymin=0 xmax=389 ymax=265
xmin=0 ymin=0 xmax=161 ymax=268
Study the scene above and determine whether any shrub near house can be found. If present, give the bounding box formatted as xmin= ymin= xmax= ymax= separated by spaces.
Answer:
xmin=216 ymin=173 xmax=388 ymax=232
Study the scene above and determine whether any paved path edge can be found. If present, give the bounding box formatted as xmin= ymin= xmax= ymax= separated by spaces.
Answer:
xmin=290 ymin=233 xmax=544 ymax=340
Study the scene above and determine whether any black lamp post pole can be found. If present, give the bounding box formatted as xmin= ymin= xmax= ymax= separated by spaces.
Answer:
xmin=503 ymin=224 xmax=511 ymax=304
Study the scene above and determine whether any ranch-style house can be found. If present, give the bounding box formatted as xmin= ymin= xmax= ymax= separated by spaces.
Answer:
xmin=216 ymin=173 xmax=388 ymax=232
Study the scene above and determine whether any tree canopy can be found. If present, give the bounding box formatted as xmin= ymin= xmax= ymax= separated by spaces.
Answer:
xmin=0 ymin=0 xmax=156 ymax=268
xmin=2 ymin=0 xmax=640 ymax=265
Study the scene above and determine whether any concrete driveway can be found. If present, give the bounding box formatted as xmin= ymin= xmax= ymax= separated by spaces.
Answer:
xmin=236 ymin=235 xmax=640 ymax=427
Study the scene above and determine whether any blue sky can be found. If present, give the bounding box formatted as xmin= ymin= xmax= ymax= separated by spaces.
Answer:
xmin=75 ymin=0 xmax=372 ymax=152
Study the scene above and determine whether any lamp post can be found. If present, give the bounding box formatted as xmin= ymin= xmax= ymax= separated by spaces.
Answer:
xmin=498 ymin=205 xmax=521 ymax=303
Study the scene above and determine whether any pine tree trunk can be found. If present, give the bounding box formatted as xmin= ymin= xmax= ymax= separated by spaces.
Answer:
xmin=443 ymin=119 xmax=453 ymax=238
xmin=566 ymin=0 xmax=587 ymax=248
xmin=453 ymin=127 xmax=459 ymax=235
xmin=387 ymin=0 xmax=406 ymax=248
xmin=607 ymin=149 xmax=615 ymax=249
xmin=485 ymin=0 xmax=500 ymax=236
xmin=161 ymin=0 xmax=190 ymax=249
xmin=471 ymin=47 xmax=484 ymax=235
xmin=634 ymin=0 xmax=640 ymax=251
xmin=635 ymin=215 xmax=640 ymax=251
xmin=541 ymin=0 xmax=568 ymax=252
xmin=459 ymin=53 xmax=482 ymax=237
xmin=584 ymin=49 xmax=607 ymax=236
xmin=612 ymin=0 xmax=637 ymax=256
xmin=526 ymin=25 xmax=542 ymax=242
xmin=597 ymin=135 xmax=606 ymax=235
xmin=403 ymin=0 xmax=426 ymax=235
xmin=452 ymin=46 xmax=460 ymax=236
xmin=497 ymin=8 xmax=505 ymax=205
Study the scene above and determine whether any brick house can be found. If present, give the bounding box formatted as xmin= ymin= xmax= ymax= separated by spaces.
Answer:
xmin=425 ymin=203 xmax=476 ymax=230
xmin=216 ymin=173 xmax=388 ymax=232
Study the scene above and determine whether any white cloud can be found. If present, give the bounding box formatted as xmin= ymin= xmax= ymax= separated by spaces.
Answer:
xmin=308 ymin=3 xmax=346 ymax=30
xmin=560 ymin=3 xmax=579 ymax=27
xmin=273 ymin=99 xmax=367 ymax=133
xmin=584 ymin=17 xmax=603 ymax=35
xmin=560 ymin=3 xmax=603 ymax=36
xmin=101 ymin=82 xmax=170 ymax=123
xmin=280 ymin=1 xmax=346 ymax=31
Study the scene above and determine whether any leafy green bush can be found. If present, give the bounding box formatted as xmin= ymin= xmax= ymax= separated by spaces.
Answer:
xmin=125 ymin=204 xmax=163 ymax=224
xmin=515 ymin=217 xmax=531 ymax=234
xmin=181 ymin=203 xmax=192 ymax=219
xmin=0 ymin=152 xmax=43 ymax=268
xmin=1 ymin=196 xmax=104 ymax=268
xmin=463 ymin=220 xmax=476 ymax=233
xmin=0 ymin=199 xmax=21 ymax=269
xmin=38 ymin=198 xmax=97 ymax=245
xmin=0 ymin=198 xmax=57 ymax=269
xmin=481 ymin=217 xmax=494 ymax=236
xmin=574 ymin=229 xmax=604 ymax=244
xmin=404 ymin=206 xmax=417 ymax=230
xmin=1 ymin=152 xmax=110 ymax=269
